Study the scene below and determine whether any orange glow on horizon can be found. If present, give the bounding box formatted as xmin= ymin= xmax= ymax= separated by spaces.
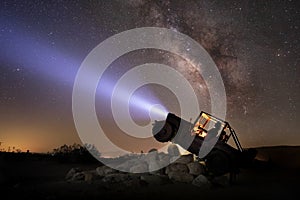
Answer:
xmin=1 ymin=124 xmax=81 ymax=153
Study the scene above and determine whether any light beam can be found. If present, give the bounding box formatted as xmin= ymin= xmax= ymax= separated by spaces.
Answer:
xmin=2 ymin=24 xmax=168 ymax=123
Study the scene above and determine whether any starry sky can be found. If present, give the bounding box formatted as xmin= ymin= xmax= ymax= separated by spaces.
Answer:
xmin=0 ymin=0 xmax=299 ymax=154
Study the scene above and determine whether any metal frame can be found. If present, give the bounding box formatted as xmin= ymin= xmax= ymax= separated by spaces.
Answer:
xmin=192 ymin=111 xmax=243 ymax=152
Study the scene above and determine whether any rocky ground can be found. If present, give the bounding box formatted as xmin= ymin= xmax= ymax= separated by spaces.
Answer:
xmin=1 ymin=145 xmax=300 ymax=200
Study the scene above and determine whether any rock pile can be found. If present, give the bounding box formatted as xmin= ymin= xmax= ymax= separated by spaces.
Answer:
xmin=65 ymin=145 xmax=229 ymax=189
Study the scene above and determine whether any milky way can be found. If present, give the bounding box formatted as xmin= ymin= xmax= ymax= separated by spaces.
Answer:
xmin=0 ymin=0 xmax=299 ymax=153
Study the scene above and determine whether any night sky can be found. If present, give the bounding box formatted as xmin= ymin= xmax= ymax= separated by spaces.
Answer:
xmin=0 ymin=0 xmax=299 ymax=154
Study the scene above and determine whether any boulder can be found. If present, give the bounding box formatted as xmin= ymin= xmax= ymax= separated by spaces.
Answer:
xmin=83 ymin=170 xmax=98 ymax=183
xmin=158 ymin=152 xmax=171 ymax=162
xmin=129 ymin=162 xmax=148 ymax=173
xmin=171 ymin=154 xmax=194 ymax=164
xmin=168 ymin=172 xmax=194 ymax=183
xmin=65 ymin=167 xmax=82 ymax=180
xmin=101 ymin=174 xmax=144 ymax=191
xmin=71 ymin=172 xmax=85 ymax=181
xmin=114 ymin=160 xmax=132 ymax=171
xmin=165 ymin=163 xmax=189 ymax=174
xmin=96 ymin=166 xmax=117 ymax=176
xmin=144 ymin=151 xmax=159 ymax=164
xmin=187 ymin=162 xmax=204 ymax=176
xmin=102 ymin=173 xmax=132 ymax=183
xmin=167 ymin=144 xmax=180 ymax=157
xmin=149 ymin=160 xmax=168 ymax=174
xmin=192 ymin=174 xmax=211 ymax=188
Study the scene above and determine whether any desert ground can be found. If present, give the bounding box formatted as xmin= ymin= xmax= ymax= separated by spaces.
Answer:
xmin=1 ymin=146 xmax=299 ymax=200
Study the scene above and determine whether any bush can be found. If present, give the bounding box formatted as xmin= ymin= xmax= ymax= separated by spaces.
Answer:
xmin=52 ymin=143 xmax=100 ymax=163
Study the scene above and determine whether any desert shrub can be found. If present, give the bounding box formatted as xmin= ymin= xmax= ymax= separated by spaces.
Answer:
xmin=52 ymin=143 xmax=100 ymax=163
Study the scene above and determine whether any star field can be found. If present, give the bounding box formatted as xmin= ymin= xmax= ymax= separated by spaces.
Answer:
xmin=0 ymin=0 xmax=299 ymax=153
